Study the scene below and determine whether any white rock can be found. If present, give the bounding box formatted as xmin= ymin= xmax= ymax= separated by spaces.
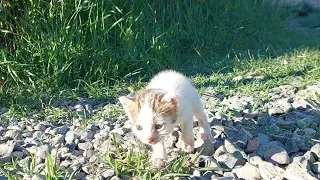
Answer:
xmin=233 ymin=162 xmax=261 ymax=180
xmin=65 ymin=130 xmax=78 ymax=143
xmin=258 ymin=161 xmax=285 ymax=180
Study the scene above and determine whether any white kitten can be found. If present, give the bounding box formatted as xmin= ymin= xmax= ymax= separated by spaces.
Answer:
xmin=118 ymin=70 xmax=213 ymax=168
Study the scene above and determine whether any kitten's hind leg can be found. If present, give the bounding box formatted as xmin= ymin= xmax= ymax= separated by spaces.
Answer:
xmin=193 ymin=102 xmax=214 ymax=142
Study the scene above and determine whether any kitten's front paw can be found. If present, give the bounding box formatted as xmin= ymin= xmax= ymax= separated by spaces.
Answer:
xmin=183 ymin=144 xmax=194 ymax=153
xmin=200 ymin=132 xmax=214 ymax=142
xmin=151 ymin=158 xmax=166 ymax=169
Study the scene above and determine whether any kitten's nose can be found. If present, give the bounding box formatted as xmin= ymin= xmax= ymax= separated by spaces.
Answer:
xmin=146 ymin=136 xmax=154 ymax=143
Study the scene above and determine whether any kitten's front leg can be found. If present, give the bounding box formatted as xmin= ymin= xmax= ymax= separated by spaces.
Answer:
xmin=181 ymin=120 xmax=195 ymax=153
xmin=151 ymin=141 xmax=167 ymax=168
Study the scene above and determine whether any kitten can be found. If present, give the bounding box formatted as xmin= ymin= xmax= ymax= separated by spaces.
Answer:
xmin=118 ymin=70 xmax=213 ymax=168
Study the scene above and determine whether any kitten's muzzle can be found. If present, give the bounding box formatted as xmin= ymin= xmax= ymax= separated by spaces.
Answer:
xmin=146 ymin=136 xmax=155 ymax=144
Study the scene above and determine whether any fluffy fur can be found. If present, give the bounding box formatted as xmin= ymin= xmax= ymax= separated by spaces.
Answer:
xmin=118 ymin=70 xmax=213 ymax=168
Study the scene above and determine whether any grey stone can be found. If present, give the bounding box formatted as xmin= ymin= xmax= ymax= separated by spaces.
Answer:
xmin=248 ymin=155 xmax=263 ymax=166
xmin=231 ymin=130 xmax=249 ymax=149
xmin=74 ymin=104 xmax=84 ymax=111
xmin=34 ymin=123 xmax=47 ymax=131
xmin=311 ymin=143 xmax=320 ymax=160
xmin=84 ymin=104 xmax=93 ymax=113
xmin=83 ymin=174 xmax=104 ymax=180
xmin=32 ymin=131 xmax=43 ymax=139
xmin=24 ymin=137 xmax=40 ymax=146
xmin=305 ymin=128 xmax=317 ymax=138
xmin=203 ymin=171 xmax=216 ymax=179
xmin=0 ymin=175 xmax=7 ymax=180
xmin=26 ymin=145 xmax=38 ymax=154
xmin=83 ymin=149 xmax=94 ymax=159
xmin=110 ymin=132 xmax=123 ymax=142
xmin=80 ymin=131 xmax=95 ymax=142
xmin=267 ymin=98 xmax=293 ymax=115
xmin=303 ymin=151 xmax=316 ymax=164
xmin=78 ymin=142 xmax=93 ymax=151
xmin=296 ymin=117 xmax=314 ymax=129
xmin=87 ymin=124 xmax=100 ymax=131
xmin=74 ymin=172 xmax=86 ymax=180
xmin=8 ymin=124 xmax=24 ymax=131
xmin=22 ymin=131 xmax=33 ymax=138
xmin=0 ymin=143 xmax=14 ymax=157
xmin=12 ymin=151 xmax=23 ymax=159
xmin=312 ymin=162 xmax=320 ymax=174
xmin=212 ymin=138 xmax=224 ymax=149
xmin=4 ymin=130 xmax=23 ymax=140
xmin=217 ymin=152 xmax=246 ymax=169
xmin=215 ymin=177 xmax=235 ymax=180
xmin=36 ymin=149 xmax=46 ymax=160
xmin=255 ymin=135 xmax=273 ymax=158
xmin=258 ymin=161 xmax=285 ymax=180
xmin=268 ymin=108 xmax=284 ymax=116
xmin=89 ymin=155 xmax=99 ymax=163
xmin=294 ymin=137 xmax=309 ymax=152
xmin=51 ymin=134 xmax=65 ymax=145
xmin=269 ymin=134 xmax=289 ymax=144
xmin=255 ymin=133 xmax=271 ymax=146
xmin=232 ymin=162 xmax=261 ymax=180
xmin=52 ymin=147 xmax=69 ymax=159
xmin=195 ymin=138 xmax=215 ymax=156
xmin=60 ymin=160 xmax=73 ymax=169
xmin=54 ymin=125 xmax=69 ymax=135
xmin=61 ymin=152 xmax=76 ymax=160
xmin=284 ymin=138 xmax=299 ymax=154
xmin=66 ymin=143 xmax=76 ymax=151
xmin=290 ymin=152 xmax=304 ymax=162
xmin=92 ymin=137 xmax=104 ymax=150
xmin=193 ymin=169 xmax=201 ymax=176
xmin=31 ymin=174 xmax=46 ymax=180
xmin=224 ymin=140 xmax=247 ymax=159
xmin=221 ymin=96 xmax=245 ymax=111
xmin=244 ymin=139 xmax=260 ymax=153
xmin=198 ymin=155 xmax=221 ymax=168
xmin=284 ymin=157 xmax=317 ymax=180
xmin=110 ymin=128 xmax=125 ymax=136
xmin=263 ymin=143 xmax=290 ymax=165
xmin=214 ymin=145 xmax=227 ymax=160
xmin=99 ymin=129 xmax=110 ymax=138
xmin=72 ymin=156 xmax=87 ymax=167
xmin=82 ymin=164 xmax=97 ymax=174
xmin=109 ymin=177 xmax=121 ymax=180
xmin=35 ymin=144 xmax=51 ymax=160
xmin=65 ymin=130 xmax=78 ymax=143
xmin=223 ymin=172 xmax=237 ymax=178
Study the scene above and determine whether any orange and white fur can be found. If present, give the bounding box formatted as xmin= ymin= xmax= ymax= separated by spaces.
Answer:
xmin=118 ymin=70 xmax=213 ymax=167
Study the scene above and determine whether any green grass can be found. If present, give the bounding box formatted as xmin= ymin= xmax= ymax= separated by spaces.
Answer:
xmin=0 ymin=150 xmax=74 ymax=180
xmin=0 ymin=0 xmax=297 ymax=106
xmin=1 ymin=0 xmax=320 ymax=179
xmin=193 ymin=48 xmax=320 ymax=98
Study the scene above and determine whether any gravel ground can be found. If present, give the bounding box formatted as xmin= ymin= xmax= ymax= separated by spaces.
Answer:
xmin=0 ymin=82 xmax=320 ymax=180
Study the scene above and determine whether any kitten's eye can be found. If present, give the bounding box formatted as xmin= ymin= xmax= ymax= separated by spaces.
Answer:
xmin=136 ymin=125 xmax=143 ymax=131
xmin=155 ymin=124 xmax=164 ymax=130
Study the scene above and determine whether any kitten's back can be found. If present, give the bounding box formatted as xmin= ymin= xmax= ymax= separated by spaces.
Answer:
xmin=146 ymin=70 xmax=199 ymax=105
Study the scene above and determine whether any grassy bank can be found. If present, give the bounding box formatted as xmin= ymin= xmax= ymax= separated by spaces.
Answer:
xmin=0 ymin=0 xmax=299 ymax=106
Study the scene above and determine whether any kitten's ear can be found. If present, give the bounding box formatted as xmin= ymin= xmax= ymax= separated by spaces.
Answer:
xmin=118 ymin=96 xmax=136 ymax=109
xmin=161 ymin=92 xmax=178 ymax=112
xmin=118 ymin=96 xmax=137 ymax=119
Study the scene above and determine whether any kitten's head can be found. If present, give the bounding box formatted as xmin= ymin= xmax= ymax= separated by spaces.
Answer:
xmin=118 ymin=89 xmax=178 ymax=145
